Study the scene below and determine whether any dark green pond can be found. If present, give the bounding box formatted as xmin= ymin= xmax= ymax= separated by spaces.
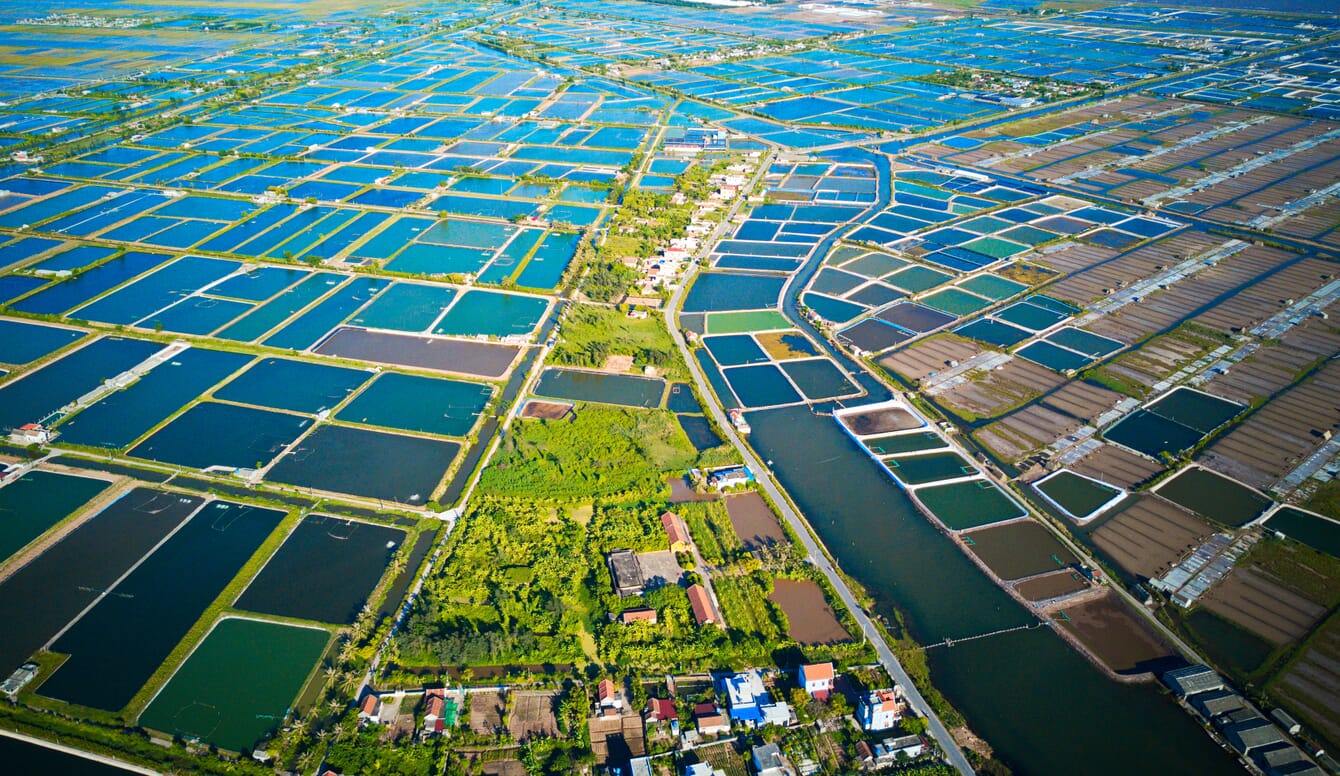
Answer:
xmin=749 ymin=404 xmax=1239 ymax=775
xmin=1158 ymin=468 xmax=1270 ymax=528
xmin=534 ymin=368 xmax=665 ymax=408
xmin=41 ymin=501 xmax=283 ymax=712
xmin=0 ymin=470 xmax=109 ymax=563
xmin=235 ymin=514 xmax=405 ymax=625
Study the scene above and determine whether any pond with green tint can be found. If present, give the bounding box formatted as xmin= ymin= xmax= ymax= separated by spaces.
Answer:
xmin=534 ymin=368 xmax=665 ymax=408
xmin=884 ymin=451 xmax=975 ymax=486
xmin=917 ymin=479 xmax=1026 ymax=530
xmin=1158 ymin=468 xmax=1271 ymax=528
xmin=865 ymin=431 xmax=946 ymax=455
xmin=0 ymin=470 xmax=109 ymax=563
xmin=336 ymin=373 xmax=491 ymax=437
xmin=780 ymin=358 xmax=857 ymax=400
xmin=1034 ymin=470 xmax=1123 ymax=520
xmin=139 ymin=617 xmax=330 ymax=753
xmin=433 ymin=290 xmax=548 ymax=338
xmin=1265 ymin=507 xmax=1340 ymax=558
xmin=346 ymin=282 xmax=456 ymax=332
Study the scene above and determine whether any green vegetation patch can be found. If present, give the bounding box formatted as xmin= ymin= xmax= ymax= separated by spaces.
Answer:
xmin=480 ymin=406 xmax=697 ymax=500
xmin=551 ymin=303 xmax=684 ymax=378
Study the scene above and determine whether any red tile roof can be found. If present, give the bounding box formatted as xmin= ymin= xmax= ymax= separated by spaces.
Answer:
xmin=661 ymin=511 xmax=691 ymax=548
xmin=687 ymin=584 xmax=715 ymax=626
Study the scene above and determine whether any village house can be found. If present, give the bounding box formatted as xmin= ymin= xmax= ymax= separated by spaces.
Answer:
xmin=751 ymin=742 xmax=797 ymax=776
xmin=662 ymin=511 xmax=691 ymax=552
xmin=857 ymin=687 xmax=907 ymax=732
xmin=619 ymin=607 xmax=658 ymax=625
xmin=357 ymin=693 xmax=382 ymax=726
xmin=598 ymin=679 xmax=624 ymax=714
xmin=799 ymin=662 xmax=834 ymax=701
xmin=687 ymin=584 xmax=717 ymax=627
xmin=694 ymin=701 xmax=730 ymax=737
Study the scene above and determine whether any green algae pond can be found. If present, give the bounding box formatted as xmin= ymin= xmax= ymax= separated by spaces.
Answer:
xmin=139 ymin=617 xmax=330 ymax=753
xmin=1033 ymin=469 xmax=1125 ymax=521
xmin=0 ymin=470 xmax=109 ymax=563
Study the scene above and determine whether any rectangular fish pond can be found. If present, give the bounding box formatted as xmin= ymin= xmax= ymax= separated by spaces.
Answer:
xmin=533 ymin=368 xmax=665 ymax=408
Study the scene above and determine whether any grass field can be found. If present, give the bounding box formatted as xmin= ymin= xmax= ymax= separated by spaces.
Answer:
xmin=139 ymin=617 xmax=330 ymax=753
xmin=706 ymin=310 xmax=792 ymax=335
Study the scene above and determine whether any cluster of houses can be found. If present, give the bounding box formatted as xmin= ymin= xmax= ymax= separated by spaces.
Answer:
xmin=608 ymin=510 xmax=722 ymax=629
xmin=624 ymin=162 xmax=757 ymax=298
xmin=629 ymin=664 xmax=925 ymax=774
xmin=1164 ymin=665 xmax=1332 ymax=775
xmin=355 ymin=688 xmax=460 ymax=742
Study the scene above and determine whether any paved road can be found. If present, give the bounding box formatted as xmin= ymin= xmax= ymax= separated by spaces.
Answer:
xmin=664 ymin=156 xmax=974 ymax=774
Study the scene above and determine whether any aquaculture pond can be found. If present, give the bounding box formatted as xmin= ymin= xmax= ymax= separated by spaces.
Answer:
xmin=433 ymin=290 xmax=547 ymax=338
xmin=0 ymin=736 xmax=135 ymax=776
xmin=666 ymin=382 xmax=702 ymax=413
xmin=1265 ymin=507 xmax=1340 ymax=558
xmin=214 ymin=357 xmax=371 ymax=414
xmin=533 ymin=368 xmax=665 ymax=408
xmin=316 ymin=328 xmax=520 ymax=378
xmin=676 ymin=414 xmax=722 ymax=452
xmin=346 ymin=282 xmax=457 ymax=332
xmin=0 ymin=319 xmax=83 ymax=365
xmin=57 ymin=348 xmax=252 ymax=449
xmin=129 ymin=402 xmax=312 ymax=471
xmin=682 ymin=272 xmax=785 ymax=313
xmin=40 ymin=502 xmax=284 ymax=712
xmin=0 ymin=337 xmax=161 ymax=431
xmin=139 ymin=617 xmax=330 ymax=753
xmin=266 ymin=424 xmax=458 ymax=504
xmin=336 ymin=373 xmax=490 ymax=437
xmin=917 ymin=479 xmax=1026 ymax=530
xmin=0 ymin=470 xmax=109 ymax=563
xmin=1033 ymin=470 xmax=1125 ymax=521
xmin=724 ymin=364 xmax=801 ymax=407
xmin=1156 ymin=467 xmax=1271 ymax=528
xmin=235 ymin=514 xmax=405 ymax=624
xmin=964 ymin=520 xmax=1078 ymax=580
xmin=748 ymin=404 xmax=1239 ymax=775
xmin=0 ymin=489 xmax=199 ymax=674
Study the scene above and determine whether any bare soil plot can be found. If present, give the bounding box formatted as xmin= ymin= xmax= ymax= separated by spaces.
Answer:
xmin=509 ymin=690 xmax=560 ymax=740
xmin=837 ymin=405 xmax=922 ymax=435
xmin=1193 ymin=253 xmax=1328 ymax=334
xmin=1201 ymin=359 xmax=1340 ymax=489
xmin=1270 ymin=613 xmax=1340 ymax=753
xmin=589 ymin=712 xmax=645 ymax=765
xmin=1069 ymin=444 xmax=1163 ymax=489
xmin=1017 ymin=571 xmax=1089 ymax=602
xmin=877 ymin=334 xmax=983 ymax=383
xmin=1094 ymin=324 xmax=1227 ymax=397
xmin=1203 ymin=341 xmax=1317 ymax=405
xmin=1092 ymin=496 xmax=1214 ymax=579
xmin=1039 ymin=380 xmax=1125 ymax=423
xmin=470 ymin=690 xmax=507 ymax=735
xmin=976 ymin=403 xmax=1082 ymax=462
xmin=1201 ymin=567 xmax=1326 ymax=646
xmin=1055 ymin=590 xmax=1175 ymax=675
xmin=725 ymin=492 xmax=786 ymax=550
xmin=938 ymin=358 xmax=1064 ymax=420
xmin=768 ymin=578 xmax=849 ymax=645
xmin=520 ymin=400 xmax=572 ymax=419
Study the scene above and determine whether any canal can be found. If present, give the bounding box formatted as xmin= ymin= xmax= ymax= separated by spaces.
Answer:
xmin=749 ymin=403 xmax=1240 ymax=775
